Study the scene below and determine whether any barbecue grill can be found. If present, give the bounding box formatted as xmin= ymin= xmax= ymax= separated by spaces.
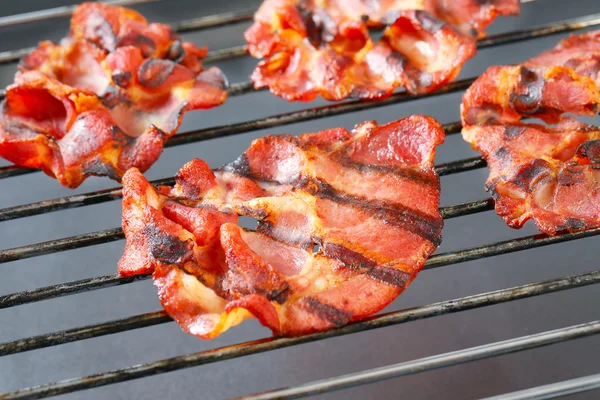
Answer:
xmin=1 ymin=0 xmax=599 ymax=399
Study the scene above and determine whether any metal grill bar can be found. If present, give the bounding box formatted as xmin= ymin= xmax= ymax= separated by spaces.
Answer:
xmin=0 ymin=121 xmax=465 ymax=222
xmin=1 ymin=4 xmax=597 ymax=67
xmin=2 ymin=225 xmax=599 ymax=310
xmin=168 ymin=11 xmax=600 ymax=67
xmin=0 ymin=78 xmax=472 ymax=180
xmin=0 ymin=0 xmax=157 ymax=29
xmin=0 ymin=10 xmax=253 ymax=65
xmin=1 ymin=10 xmax=600 ymax=178
xmin=1 ymin=292 xmax=598 ymax=400
xmin=235 ymin=322 xmax=600 ymax=400
xmin=0 ymin=181 xmax=492 ymax=264
xmin=171 ymin=10 xmax=253 ymax=33
xmin=0 ymin=2 xmax=598 ymax=400
xmin=0 ymin=268 xmax=597 ymax=358
xmin=482 ymin=373 xmax=600 ymax=400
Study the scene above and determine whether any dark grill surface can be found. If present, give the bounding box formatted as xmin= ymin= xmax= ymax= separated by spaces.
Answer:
xmin=0 ymin=1 xmax=599 ymax=399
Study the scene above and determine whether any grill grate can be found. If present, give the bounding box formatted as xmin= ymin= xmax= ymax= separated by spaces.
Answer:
xmin=1 ymin=1 xmax=599 ymax=400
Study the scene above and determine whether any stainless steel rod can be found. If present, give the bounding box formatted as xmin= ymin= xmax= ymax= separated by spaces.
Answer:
xmin=234 ymin=322 xmax=600 ymax=400
xmin=1 ymin=293 xmax=598 ymax=400
xmin=481 ymin=373 xmax=600 ymax=400
xmin=0 ymin=0 xmax=157 ymax=28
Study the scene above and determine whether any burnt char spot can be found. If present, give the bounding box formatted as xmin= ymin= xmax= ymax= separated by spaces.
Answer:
xmin=137 ymin=58 xmax=176 ymax=88
xmin=576 ymin=140 xmax=600 ymax=163
xmin=110 ymin=125 xmax=134 ymax=146
xmin=565 ymin=217 xmax=586 ymax=230
xmin=504 ymin=125 xmax=527 ymax=139
xmin=495 ymin=147 xmax=510 ymax=159
xmin=298 ymin=6 xmax=337 ymax=48
xmin=414 ymin=10 xmax=446 ymax=34
xmin=224 ymin=153 xmax=252 ymax=177
xmin=270 ymin=283 xmax=291 ymax=304
xmin=112 ymin=71 xmax=132 ymax=88
xmin=322 ymin=242 xmax=411 ymax=288
xmin=101 ymin=85 xmax=132 ymax=109
xmin=2 ymin=122 xmax=42 ymax=139
xmin=513 ymin=159 xmax=552 ymax=190
xmin=167 ymin=40 xmax=185 ymax=63
xmin=299 ymin=177 xmax=443 ymax=246
xmin=302 ymin=297 xmax=351 ymax=326
xmin=220 ymin=269 xmax=290 ymax=304
xmin=145 ymin=225 xmax=194 ymax=265
xmin=117 ymin=33 xmax=156 ymax=57
xmin=485 ymin=178 xmax=502 ymax=200
xmin=385 ymin=51 xmax=406 ymax=71
xmin=463 ymin=104 xmax=503 ymax=125
xmin=509 ymin=67 xmax=545 ymax=115
xmin=82 ymin=159 xmax=121 ymax=181
xmin=88 ymin=12 xmax=117 ymax=51
xmin=557 ymin=164 xmax=585 ymax=187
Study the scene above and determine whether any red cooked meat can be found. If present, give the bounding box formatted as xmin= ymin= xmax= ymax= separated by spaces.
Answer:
xmin=244 ymin=0 xmax=520 ymax=101
xmin=0 ymin=2 xmax=227 ymax=188
xmin=462 ymin=31 xmax=600 ymax=235
xmin=119 ymin=115 xmax=444 ymax=338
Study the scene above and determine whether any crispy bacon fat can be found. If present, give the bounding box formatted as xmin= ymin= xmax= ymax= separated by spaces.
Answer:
xmin=0 ymin=3 xmax=227 ymax=188
xmin=462 ymin=31 xmax=600 ymax=235
xmin=118 ymin=116 xmax=444 ymax=338
xmin=244 ymin=0 xmax=520 ymax=101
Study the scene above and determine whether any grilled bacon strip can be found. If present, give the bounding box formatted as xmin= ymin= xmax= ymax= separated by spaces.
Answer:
xmin=462 ymin=31 xmax=600 ymax=235
xmin=244 ymin=0 xmax=519 ymax=101
xmin=119 ymin=116 xmax=444 ymax=338
xmin=0 ymin=3 xmax=227 ymax=188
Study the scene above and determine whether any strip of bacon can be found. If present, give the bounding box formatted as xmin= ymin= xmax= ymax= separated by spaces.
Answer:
xmin=119 ymin=115 xmax=444 ymax=338
xmin=244 ymin=0 xmax=519 ymax=101
xmin=0 ymin=2 xmax=227 ymax=188
xmin=462 ymin=31 xmax=600 ymax=235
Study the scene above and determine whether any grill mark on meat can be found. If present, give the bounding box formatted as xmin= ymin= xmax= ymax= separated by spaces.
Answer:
xmin=322 ymin=242 xmax=412 ymax=288
xmin=321 ymin=241 xmax=377 ymax=269
xmin=227 ymin=169 xmax=442 ymax=246
xmin=298 ymin=176 xmax=443 ymax=246
xmin=301 ymin=297 xmax=351 ymax=326
xmin=335 ymin=156 xmax=439 ymax=186
xmin=227 ymin=136 xmax=438 ymax=187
